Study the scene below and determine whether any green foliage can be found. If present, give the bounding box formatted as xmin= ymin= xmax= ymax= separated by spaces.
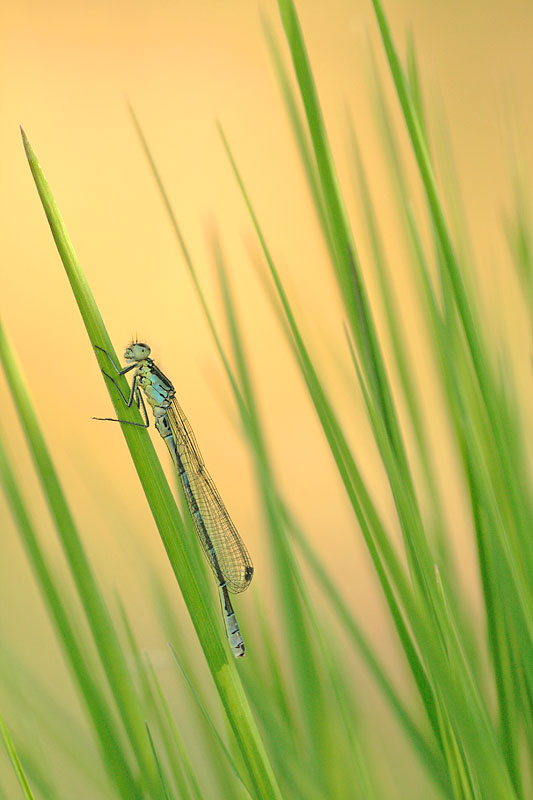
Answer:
xmin=1 ymin=1 xmax=531 ymax=798
xmin=0 ymin=717 xmax=36 ymax=800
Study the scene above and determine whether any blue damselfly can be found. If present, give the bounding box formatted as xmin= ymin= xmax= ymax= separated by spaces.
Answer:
xmin=95 ymin=342 xmax=253 ymax=657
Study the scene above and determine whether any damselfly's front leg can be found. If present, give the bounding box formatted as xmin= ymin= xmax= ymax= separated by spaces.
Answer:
xmin=95 ymin=345 xmax=133 ymax=376
xmin=93 ymin=346 xmax=150 ymax=428
xmin=95 ymin=346 xmax=137 ymax=407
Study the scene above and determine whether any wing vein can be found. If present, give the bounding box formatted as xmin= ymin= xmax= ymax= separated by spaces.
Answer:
xmin=167 ymin=398 xmax=253 ymax=593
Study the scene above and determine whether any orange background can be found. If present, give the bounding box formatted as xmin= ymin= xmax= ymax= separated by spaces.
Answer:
xmin=0 ymin=0 xmax=532 ymax=678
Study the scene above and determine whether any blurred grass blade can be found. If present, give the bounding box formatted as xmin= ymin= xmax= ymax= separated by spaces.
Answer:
xmin=169 ymin=645 xmax=253 ymax=799
xmin=347 ymin=115 xmax=452 ymax=569
xmin=0 ymin=717 xmax=36 ymax=800
xmin=145 ymin=724 xmax=172 ymax=800
xmin=275 ymin=0 xmax=415 ymax=502
xmin=0 ymin=427 xmax=143 ymax=800
xmin=273 ymin=4 xmax=528 ymax=795
xmin=128 ymin=105 xmax=243 ymax=411
xmin=19 ymin=128 xmax=283 ymax=800
xmin=240 ymin=676 xmax=326 ymax=800
xmin=218 ymin=115 xmax=521 ymax=795
xmin=211 ymin=231 xmax=350 ymax=796
xmin=261 ymin=15 xmax=334 ymax=261
xmin=0 ymin=0 xmax=527 ymax=795
xmin=370 ymin=0 xmax=533 ymax=612
xmin=347 ymin=112 xmax=482 ymax=680
xmin=149 ymin=585 xmax=241 ymax=800
xmin=284 ymin=513 xmax=451 ymax=796
xmin=115 ymin=596 xmax=199 ymax=800
xmin=505 ymin=172 xmax=533 ymax=308
xmin=378 ymin=20 xmax=533 ymax=775
xmin=215 ymin=124 xmax=434 ymax=702
xmin=262 ymin=4 xmax=445 ymax=629
xmin=0 ymin=314 xmax=161 ymax=799
xmin=0 ymin=649 xmax=109 ymax=797
xmin=132 ymin=104 xmax=343 ymax=796
xmin=369 ymin=0 xmax=485 ymax=366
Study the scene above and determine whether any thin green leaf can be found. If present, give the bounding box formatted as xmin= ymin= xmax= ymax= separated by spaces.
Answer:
xmin=0 ymin=428 xmax=142 ymax=800
xmin=169 ymin=645 xmax=253 ymax=799
xmin=20 ymin=129 xmax=283 ymax=800
xmin=0 ymin=717 xmax=36 ymax=800
xmin=145 ymin=723 xmax=172 ymax=800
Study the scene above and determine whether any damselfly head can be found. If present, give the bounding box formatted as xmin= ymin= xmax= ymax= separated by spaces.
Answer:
xmin=124 ymin=342 xmax=151 ymax=361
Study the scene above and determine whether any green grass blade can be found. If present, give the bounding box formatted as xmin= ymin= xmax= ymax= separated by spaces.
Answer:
xmin=275 ymin=0 xmax=415 ymax=502
xmin=405 ymin=33 xmax=429 ymax=149
xmin=345 ymin=321 xmax=520 ymax=796
xmin=0 ymin=315 xmax=161 ymax=800
xmin=130 ymin=119 xmax=358 ymax=796
xmin=347 ymin=117 xmax=451 ymax=566
xmin=6 ymin=4 xmax=528 ymax=794
xmin=505 ymin=174 xmax=533 ymax=307
xmin=169 ymin=646 xmax=253 ymax=799
xmin=217 ymin=148 xmax=448 ymax=765
xmin=115 ymin=596 xmax=198 ymax=800
xmin=149 ymin=585 xmax=242 ymax=800
xmin=131 ymin=109 xmax=358 ymax=794
xmin=266 ymin=5 xmax=452 ymax=636
xmin=0 ymin=429 xmax=143 ymax=800
xmin=211 ymin=231 xmax=341 ymax=795
xmin=240 ymin=677 xmax=328 ymax=800
xmin=210 ymin=228 xmax=447 ymax=797
xmin=0 ymin=649 xmax=109 ymax=797
xmin=19 ymin=128 xmax=283 ymax=800
xmin=415 ymin=161 xmax=533 ymax=787
xmin=370 ymin=0 xmax=533 ymax=607
xmin=285 ymin=514 xmax=451 ymax=797
xmin=261 ymin=16 xmax=334 ymax=261
xmin=249 ymin=596 xmax=298 ymax=743
xmin=223 ymin=9 xmax=524 ymax=792
xmin=216 ymin=126 xmax=437 ymax=716
xmin=147 ymin=663 xmax=208 ymax=800
xmin=0 ymin=717 xmax=36 ymax=800
xmin=127 ymin=106 xmax=244 ymax=412
xmin=365 ymin=60 xmax=484 ymax=683
xmin=8 ymin=747 xmax=58 ymax=800
xmin=145 ymin=724 xmax=172 ymax=800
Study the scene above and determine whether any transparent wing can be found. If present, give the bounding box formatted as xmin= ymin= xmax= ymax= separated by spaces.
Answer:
xmin=167 ymin=397 xmax=253 ymax=593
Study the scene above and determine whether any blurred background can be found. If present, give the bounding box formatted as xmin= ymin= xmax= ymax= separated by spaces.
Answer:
xmin=0 ymin=0 xmax=532 ymax=793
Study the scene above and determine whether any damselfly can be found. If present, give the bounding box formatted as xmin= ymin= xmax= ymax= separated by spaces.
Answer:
xmin=94 ymin=342 xmax=253 ymax=657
